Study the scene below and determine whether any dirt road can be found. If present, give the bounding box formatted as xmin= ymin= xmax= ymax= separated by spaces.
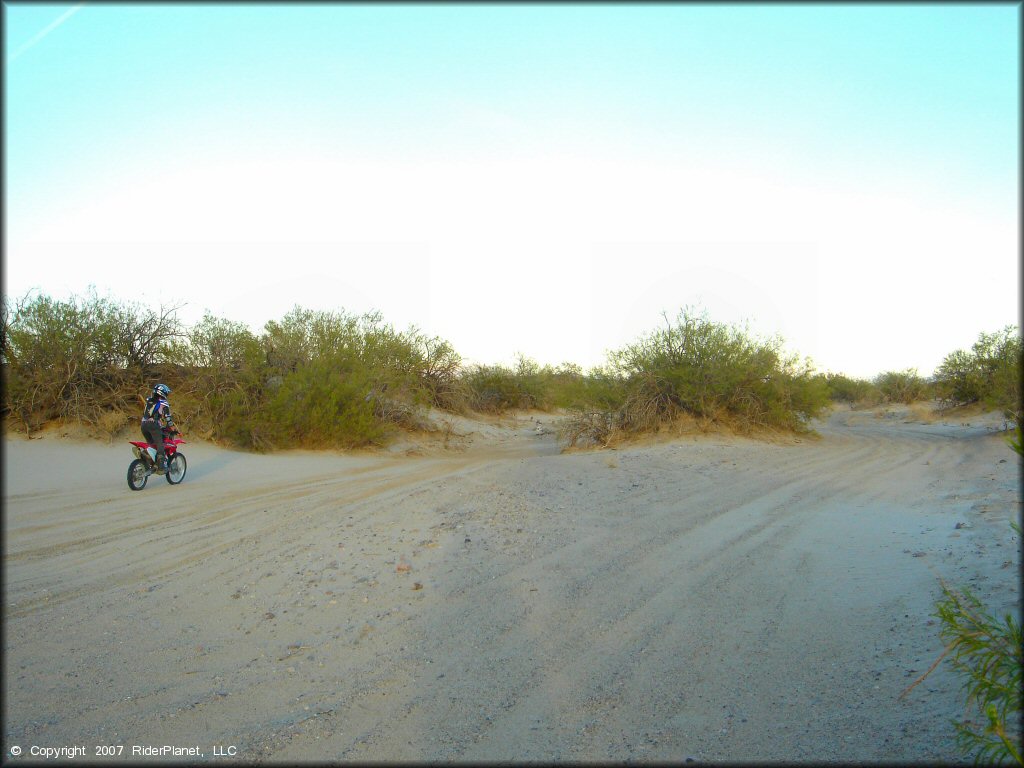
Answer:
xmin=3 ymin=406 xmax=1019 ymax=762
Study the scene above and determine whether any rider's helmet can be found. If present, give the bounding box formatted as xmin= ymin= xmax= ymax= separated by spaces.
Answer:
xmin=153 ymin=383 xmax=171 ymax=398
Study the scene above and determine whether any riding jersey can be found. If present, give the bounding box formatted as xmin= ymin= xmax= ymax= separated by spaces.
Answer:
xmin=142 ymin=395 xmax=175 ymax=429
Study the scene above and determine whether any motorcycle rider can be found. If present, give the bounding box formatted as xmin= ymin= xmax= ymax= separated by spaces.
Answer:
xmin=141 ymin=383 xmax=177 ymax=472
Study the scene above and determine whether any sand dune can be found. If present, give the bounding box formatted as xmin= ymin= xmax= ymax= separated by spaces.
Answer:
xmin=3 ymin=405 xmax=1019 ymax=762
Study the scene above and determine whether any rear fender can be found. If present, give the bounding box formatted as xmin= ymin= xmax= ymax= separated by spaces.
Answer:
xmin=128 ymin=438 xmax=185 ymax=449
xmin=129 ymin=440 xmax=183 ymax=461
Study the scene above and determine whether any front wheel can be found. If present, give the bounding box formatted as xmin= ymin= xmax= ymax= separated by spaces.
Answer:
xmin=128 ymin=459 xmax=149 ymax=491
xmin=165 ymin=452 xmax=187 ymax=485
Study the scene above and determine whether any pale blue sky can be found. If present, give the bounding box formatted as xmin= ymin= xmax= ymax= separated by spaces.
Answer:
xmin=4 ymin=3 xmax=1020 ymax=377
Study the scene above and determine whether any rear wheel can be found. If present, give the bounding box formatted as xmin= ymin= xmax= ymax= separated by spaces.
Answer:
xmin=128 ymin=459 xmax=149 ymax=491
xmin=165 ymin=452 xmax=187 ymax=485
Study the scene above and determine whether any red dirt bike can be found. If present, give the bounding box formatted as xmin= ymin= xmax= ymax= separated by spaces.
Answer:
xmin=127 ymin=429 xmax=187 ymax=490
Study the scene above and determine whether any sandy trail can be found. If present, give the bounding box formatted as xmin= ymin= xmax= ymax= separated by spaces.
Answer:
xmin=3 ymin=406 xmax=1019 ymax=762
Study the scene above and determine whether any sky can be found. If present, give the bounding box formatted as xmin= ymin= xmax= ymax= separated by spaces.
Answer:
xmin=4 ymin=3 xmax=1019 ymax=379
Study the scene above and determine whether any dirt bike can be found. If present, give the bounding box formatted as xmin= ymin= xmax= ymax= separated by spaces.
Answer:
xmin=127 ymin=429 xmax=187 ymax=491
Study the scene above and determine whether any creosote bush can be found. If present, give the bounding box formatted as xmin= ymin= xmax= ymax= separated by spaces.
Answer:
xmin=8 ymin=290 xmax=1017 ymax=451
xmin=1 ymin=296 xmax=464 ymax=450
xmin=179 ymin=312 xmax=265 ymax=442
xmin=461 ymin=355 xmax=558 ymax=413
xmin=934 ymin=326 xmax=1022 ymax=426
xmin=822 ymin=373 xmax=880 ymax=407
xmin=1 ymin=289 xmax=185 ymax=431
xmin=219 ymin=306 xmax=458 ymax=449
xmin=558 ymin=310 xmax=830 ymax=446
xmin=935 ymin=580 xmax=1022 ymax=765
xmin=874 ymin=368 xmax=929 ymax=405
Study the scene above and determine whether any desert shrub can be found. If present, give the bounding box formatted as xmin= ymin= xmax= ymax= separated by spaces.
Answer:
xmin=360 ymin=317 xmax=423 ymax=383
xmin=0 ymin=294 xmax=414 ymax=445
xmin=249 ymin=307 xmax=449 ymax=447
xmin=971 ymin=329 xmax=1020 ymax=419
xmin=935 ymin=581 xmax=1022 ymax=765
xmin=0 ymin=292 xmax=848 ymax=448
xmin=617 ymin=370 xmax=682 ymax=431
xmin=935 ymin=327 xmax=1022 ymax=426
xmin=460 ymin=358 xmax=624 ymax=416
xmin=608 ymin=309 xmax=830 ymax=434
xmin=784 ymin=368 xmax=833 ymax=427
xmin=513 ymin=355 xmax=557 ymax=410
xmin=1 ymin=290 xmax=184 ymax=431
xmin=180 ymin=313 xmax=266 ymax=441
xmin=577 ymin=365 xmax=629 ymax=411
xmin=874 ymin=368 xmax=928 ymax=404
xmin=187 ymin=313 xmax=264 ymax=372
xmin=462 ymin=364 xmax=527 ymax=412
xmin=538 ymin=362 xmax=584 ymax=409
xmin=907 ymin=563 xmax=1023 ymax=766
xmin=551 ymin=365 xmax=630 ymax=444
xmin=986 ymin=352 xmax=1022 ymax=427
xmin=367 ymin=389 xmax=426 ymax=430
xmin=262 ymin=306 xmax=364 ymax=374
xmin=1 ymin=293 xmax=476 ymax=449
xmin=261 ymin=359 xmax=384 ymax=449
xmin=410 ymin=332 xmax=468 ymax=412
xmin=260 ymin=308 xmax=461 ymax=407
xmin=537 ymin=362 xmax=626 ymax=412
xmin=557 ymin=408 xmax=618 ymax=448
xmin=934 ymin=349 xmax=987 ymax=406
xmin=824 ymin=373 xmax=880 ymax=405
xmin=461 ymin=355 xmax=555 ymax=413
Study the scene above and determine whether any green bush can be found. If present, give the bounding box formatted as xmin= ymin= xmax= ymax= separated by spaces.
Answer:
xmin=250 ymin=308 xmax=447 ymax=448
xmin=262 ymin=360 xmax=384 ymax=449
xmin=262 ymin=306 xmax=364 ymax=374
xmin=823 ymin=373 xmax=879 ymax=405
xmin=537 ymin=362 xmax=583 ymax=409
xmin=179 ymin=313 xmax=266 ymax=442
xmin=609 ymin=310 xmax=830 ymax=433
xmin=560 ymin=310 xmax=830 ymax=444
xmin=874 ymin=368 xmax=929 ymax=404
xmin=542 ymin=363 xmax=624 ymax=411
xmin=934 ymin=348 xmax=987 ymax=406
xmin=934 ymin=327 xmax=1022 ymax=426
xmin=551 ymin=364 xmax=632 ymax=446
xmin=462 ymin=356 xmax=550 ymax=413
xmin=1 ymin=289 xmax=184 ymax=430
xmin=0 ymin=292 xmax=854 ymax=448
xmin=409 ymin=331 xmax=467 ymax=412
xmin=459 ymin=359 xmax=628 ymax=416
xmin=933 ymin=581 xmax=1022 ymax=765
xmin=1 ymin=294 xmax=470 ymax=449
